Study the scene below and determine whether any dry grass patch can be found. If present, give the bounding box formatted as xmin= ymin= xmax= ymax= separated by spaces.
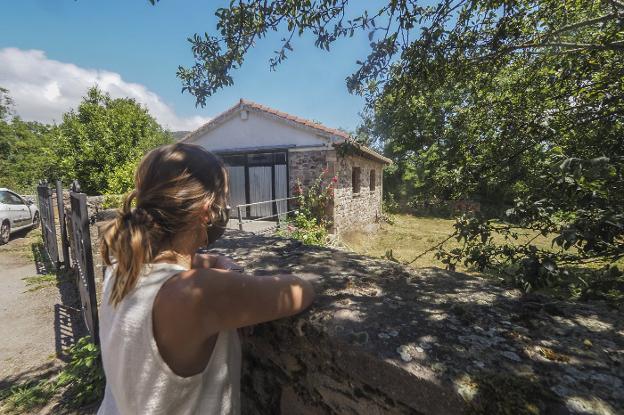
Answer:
xmin=342 ymin=215 xmax=624 ymax=307
xmin=0 ymin=228 xmax=42 ymax=261
xmin=341 ymin=214 xmax=555 ymax=272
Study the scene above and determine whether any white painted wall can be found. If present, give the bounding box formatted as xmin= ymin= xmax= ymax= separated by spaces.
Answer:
xmin=191 ymin=110 xmax=328 ymax=151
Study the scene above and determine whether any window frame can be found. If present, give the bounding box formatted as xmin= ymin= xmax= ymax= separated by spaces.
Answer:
xmin=352 ymin=166 xmax=361 ymax=195
xmin=6 ymin=191 xmax=25 ymax=206
xmin=369 ymin=169 xmax=376 ymax=192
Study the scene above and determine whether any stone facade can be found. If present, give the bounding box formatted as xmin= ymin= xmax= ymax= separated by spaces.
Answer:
xmin=287 ymin=149 xmax=385 ymax=234
xmin=210 ymin=231 xmax=624 ymax=415
xmin=288 ymin=150 xmax=330 ymax=191
xmin=332 ymin=154 xmax=383 ymax=234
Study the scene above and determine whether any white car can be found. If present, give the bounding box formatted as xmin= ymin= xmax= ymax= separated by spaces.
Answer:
xmin=0 ymin=188 xmax=40 ymax=245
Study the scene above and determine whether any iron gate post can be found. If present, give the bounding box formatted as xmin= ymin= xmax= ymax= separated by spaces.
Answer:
xmin=56 ymin=180 xmax=71 ymax=270
xmin=68 ymin=180 xmax=100 ymax=345
xmin=37 ymin=180 xmax=59 ymax=268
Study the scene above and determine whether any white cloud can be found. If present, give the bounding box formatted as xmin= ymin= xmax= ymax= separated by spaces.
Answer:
xmin=0 ymin=47 xmax=210 ymax=131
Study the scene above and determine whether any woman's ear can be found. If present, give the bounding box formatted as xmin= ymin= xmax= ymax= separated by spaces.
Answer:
xmin=201 ymin=200 xmax=213 ymax=225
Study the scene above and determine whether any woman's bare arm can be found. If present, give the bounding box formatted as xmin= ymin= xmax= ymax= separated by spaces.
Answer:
xmin=160 ymin=267 xmax=315 ymax=338
xmin=194 ymin=269 xmax=315 ymax=334
xmin=152 ymin=267 xmax=314 ymax=376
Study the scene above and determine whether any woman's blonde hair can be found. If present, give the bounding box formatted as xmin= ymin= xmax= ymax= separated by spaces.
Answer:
xmin=101 ymin=143 xmax=228 ymax=306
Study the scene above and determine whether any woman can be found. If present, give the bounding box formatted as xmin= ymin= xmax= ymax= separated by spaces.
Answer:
xmin=98 ymin=143 xmax=315 ymax=414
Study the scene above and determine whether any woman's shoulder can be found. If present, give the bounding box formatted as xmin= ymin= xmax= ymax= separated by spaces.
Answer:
xmin=152 ymin=267 xmax=218 ymax=311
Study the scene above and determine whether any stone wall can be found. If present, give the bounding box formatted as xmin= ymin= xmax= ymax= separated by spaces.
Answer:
xmin=288 ymin=149 xmax=330 ymax=191
xmin=288 ymin=150 xmax=383 ymax=233
xmin=287 ymin=149 xmax=385 ymax=234
xmin=51 ymin=192 xmax=108 ymax=219
xmin=332 ymin=154 xmax=383 ymax=234
xmin=211 ymin=231 xmax=624 ymax=415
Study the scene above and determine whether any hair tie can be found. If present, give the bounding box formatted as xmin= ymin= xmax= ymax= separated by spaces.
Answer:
xmin=121 ymin=211 xmax=133 ymax=222
xmin=134 ymin=207 xmax=153 ymax=226
xmin=121 ymin=207 xmax=154 ymax=227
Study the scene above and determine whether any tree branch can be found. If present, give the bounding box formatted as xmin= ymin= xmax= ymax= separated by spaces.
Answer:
xmin=605 ymin=0 xmax=624 ymax=10
xmin=511 ymin=41 xmax=624 ymax=52
xmin=540 ymin=13 xmax=618 ymax=40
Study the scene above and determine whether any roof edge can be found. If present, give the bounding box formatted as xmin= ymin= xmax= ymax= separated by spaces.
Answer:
xmin=180 ymin=100 xmax=243 ymax=143
xmin=182 ymin=99 xmax=392 ymax=164
xmin=333 ymin=142 xmax=392 ymax=165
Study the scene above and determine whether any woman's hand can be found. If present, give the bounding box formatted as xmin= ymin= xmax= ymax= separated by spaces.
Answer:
xmin=192 ymin=252 xmax=243 ymax=272
xmin=192 ymin=252 xmax=218 ymax=269
xmin=214 ymin=255 xmax=244 ymax=272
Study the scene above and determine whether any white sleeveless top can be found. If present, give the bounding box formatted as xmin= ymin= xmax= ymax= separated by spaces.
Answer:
xmin=98 ymin=263 xmax=241 ymax=415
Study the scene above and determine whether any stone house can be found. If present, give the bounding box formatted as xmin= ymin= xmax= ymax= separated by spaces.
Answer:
xmin=181 ymin=99 xmax=391 ymax=233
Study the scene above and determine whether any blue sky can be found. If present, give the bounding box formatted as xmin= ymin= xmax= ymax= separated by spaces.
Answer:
xmin=0 ymin=0 xmax=378 ymax=131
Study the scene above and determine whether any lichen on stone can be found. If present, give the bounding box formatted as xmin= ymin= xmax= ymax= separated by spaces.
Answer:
xmin=206 ymin=231 xmax=624 ymax=415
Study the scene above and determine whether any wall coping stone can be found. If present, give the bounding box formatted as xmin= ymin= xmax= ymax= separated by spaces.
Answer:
xmin=210 ymin=230 xmax=624 ymax=415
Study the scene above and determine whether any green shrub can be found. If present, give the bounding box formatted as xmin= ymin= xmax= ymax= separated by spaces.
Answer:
xmin=278 ymin=171 xmax=334 ymax=246
xmin=56 ymin=336 xmax=105 ymax=407
xmin=0 ymin=336 xmax=104 ymax=414
xmin=279 ymin=211 xmax=329 ymax=246
xmin=102 ymin=194 xmax=124 ymax=210
xmin=382 ymin=192 xmax=400 ymax=214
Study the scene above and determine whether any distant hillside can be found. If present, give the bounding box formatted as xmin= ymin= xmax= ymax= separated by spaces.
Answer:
xmin=171 ymin=131 xmax=190 ymax=140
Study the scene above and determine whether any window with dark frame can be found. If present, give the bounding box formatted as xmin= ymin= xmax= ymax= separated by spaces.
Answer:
xmin=370 ymin=170 xmax=376 ymax=191
xmin=352 ymin=167 xmax=361 ymax=194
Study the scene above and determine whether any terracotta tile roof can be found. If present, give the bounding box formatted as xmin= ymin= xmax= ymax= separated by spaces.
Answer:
xmin=182 ymin=99 xmax=391 ymax=164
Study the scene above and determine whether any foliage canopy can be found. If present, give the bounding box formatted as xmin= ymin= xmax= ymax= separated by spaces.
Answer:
xmin=0 ymin=88 xmax=60 ymax=193
xmin=0 ymin=87 xmax=172 ymax=195
xmin=164 ymin=0 xmax=624 ymax=299
xmin=55 ymin=87 xmax=173 ymax=195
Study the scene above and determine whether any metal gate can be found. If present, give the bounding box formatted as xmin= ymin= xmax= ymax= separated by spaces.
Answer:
xmin=37 ymin=180 xmax=59 ymax=267
xmin=68 ymin=181 xmax=100 ymax=344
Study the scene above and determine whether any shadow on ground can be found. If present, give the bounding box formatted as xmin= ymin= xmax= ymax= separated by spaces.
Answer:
xmin=211 ymin=230 xmax=624 ymax=415
xmin=30 ymin=241 xmax=86 ymax=362
xmin=0 ymin=233 xmax=91 ymax=413
xmin=0 ymin=362 xmax=59 ymax=394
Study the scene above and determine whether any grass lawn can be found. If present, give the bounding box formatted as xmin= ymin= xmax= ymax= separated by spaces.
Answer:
xmin=341 ymin=214 xmax=553 ymax=273
xmin=342 ymin=215 xmax=459 ymax=269
xmin=342 ymin=214 xmax=623 ymax=307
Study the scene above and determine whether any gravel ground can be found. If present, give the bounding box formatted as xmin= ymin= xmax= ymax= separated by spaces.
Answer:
xmin=0 ymin=230 xmax=62 ymax=380
xmin=0 ymin=228 xmax=88 ymax=414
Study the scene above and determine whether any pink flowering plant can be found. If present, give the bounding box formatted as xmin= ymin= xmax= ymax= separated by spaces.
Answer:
xmin=279 ymin=169 xmax=337 ymax=246
xmin=295 ymin=168 xmax=336 ymax=222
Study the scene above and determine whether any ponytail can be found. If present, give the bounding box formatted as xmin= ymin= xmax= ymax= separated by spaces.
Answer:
xmin=99 ymin=143 xmax=228 ymax=306
xmin=101 ymin=190 xmax=163 ymax=306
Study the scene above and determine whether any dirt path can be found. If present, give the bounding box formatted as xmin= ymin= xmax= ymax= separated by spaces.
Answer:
xmin=0 ymin=254 xmax=59 ymax=381
xmin=0 ymin=229 xmax=83 ymax=393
